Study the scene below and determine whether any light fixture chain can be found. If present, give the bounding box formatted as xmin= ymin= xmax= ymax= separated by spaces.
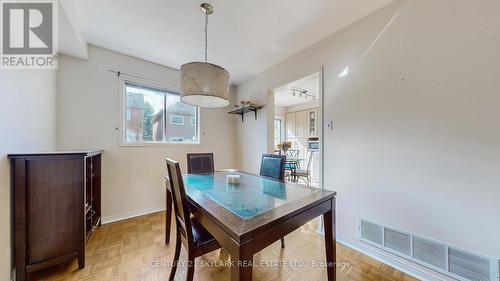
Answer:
xmin=204 ymin=13 xmax=208 ymax=62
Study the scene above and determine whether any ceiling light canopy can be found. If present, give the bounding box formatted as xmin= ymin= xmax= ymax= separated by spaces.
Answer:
xmin=180 ymin=3 xmax=230 ymax=108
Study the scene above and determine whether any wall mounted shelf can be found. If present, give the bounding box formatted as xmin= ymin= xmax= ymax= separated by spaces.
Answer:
xmin=228 ymin=105 xmax=264 ymax=122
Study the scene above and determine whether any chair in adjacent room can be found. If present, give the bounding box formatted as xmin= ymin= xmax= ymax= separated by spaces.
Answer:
xmin=187 ymin=153 xmax=214 ymax=174
xmin=259 ymin=154 xmax=286 ymax=248
xmin=166 ymin=158 xmax=221 ymax=281
xmin=295 ymin=150 xmax=315 ymax=186
xmin=285 ymin=149 xmax=299 ymax=159
xmin=284 ymin=149 xmax=300 ymax=181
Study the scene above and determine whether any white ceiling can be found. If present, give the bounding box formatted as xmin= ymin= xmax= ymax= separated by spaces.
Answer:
xmin=274 ymin=72 xmax=319 ymax=107
xmin=62 ymin=0 xmax=394 ymax=84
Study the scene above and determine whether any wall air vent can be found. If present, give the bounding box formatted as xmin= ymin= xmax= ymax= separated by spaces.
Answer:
xmin=359 ymin=220 xmax=499 ymax=281
xmin=360 ymin=220 xmax=383 ymax=246
xmin=385 ymin=228 xmax=411 ymax=256
xmin=449 ymin=247 xmax=491 ymax=281
xmin=413 ymin=236 xmax=447 ymax=271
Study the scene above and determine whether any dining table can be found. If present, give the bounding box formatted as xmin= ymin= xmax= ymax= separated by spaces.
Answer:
xmin=164 ymin=171 xmax=337 ymax=281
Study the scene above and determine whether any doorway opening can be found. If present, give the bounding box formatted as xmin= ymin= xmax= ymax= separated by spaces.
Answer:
xmin=270 ymin=71 xmax=322 ymax=187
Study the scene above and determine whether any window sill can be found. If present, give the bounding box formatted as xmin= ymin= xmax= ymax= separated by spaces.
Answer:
xmin=119 ymin=142 xmax=201 ymax=147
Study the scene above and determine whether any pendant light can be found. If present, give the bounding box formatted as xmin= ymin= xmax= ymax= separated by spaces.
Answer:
xmin=180 ymin=3 xmax=230 ymax=108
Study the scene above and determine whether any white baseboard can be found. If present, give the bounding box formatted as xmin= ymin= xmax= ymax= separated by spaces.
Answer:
xmin=337 ymin=234 xmax=452 ymax=281
xmin=101 ymin=205 xmax=165 ymax=224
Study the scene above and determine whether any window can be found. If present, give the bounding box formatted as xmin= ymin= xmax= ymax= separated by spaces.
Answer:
xmin=191 ymin=117 xmax=196 ymax=126
xmin=126 ymin=129 xmax=136 ymax=140
xmin=123 ymin=82 xmax=199 ymax=144
xmin=170 ymin=115 xmax=184 ymax=125
xmin=274 ymin=118 xmax=284 ymax=148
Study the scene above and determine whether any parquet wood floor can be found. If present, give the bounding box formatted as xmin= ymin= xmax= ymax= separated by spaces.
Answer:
xmin=31 ymin=212 xmax=420 ymax=281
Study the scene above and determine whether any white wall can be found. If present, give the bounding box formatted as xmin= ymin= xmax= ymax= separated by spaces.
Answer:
xmin=236 ymin=0 xmax=500 ymax=279
xmin=0 ymin=70 xmax=56 ymax=281
xmin=274 ymin=105 xmax=285 ymax=118
xmin=57 ymin=45 xmax=237 ymax=223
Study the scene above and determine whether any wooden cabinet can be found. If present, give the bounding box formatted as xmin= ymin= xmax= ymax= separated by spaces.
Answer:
xmin=8 ymin=150 xmax=102 ymax=280
xmin=295 ymin=110 xmax=308 ymax=138
xmin=308 ymin=109 xmax=318 ymax=136
xmin=285 ymin=108 xmax=318 ymax=140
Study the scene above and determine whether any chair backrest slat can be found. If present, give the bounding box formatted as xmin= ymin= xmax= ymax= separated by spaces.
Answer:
xmin=306 ymin=150 xmax=315 ymax=172
xmin=286 ymin=149 xmax=299 ymax=158
xmin=187 ymin=153 xmax=214 ymax=174
xmin=260 ymin=154 xmax=286 ymax=181
xmin=165 ymin=158 xmax=194 ymax=246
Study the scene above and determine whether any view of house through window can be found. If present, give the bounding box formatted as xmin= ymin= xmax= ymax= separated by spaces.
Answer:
xmin=124 ymin=82 xmax=199 ymax=144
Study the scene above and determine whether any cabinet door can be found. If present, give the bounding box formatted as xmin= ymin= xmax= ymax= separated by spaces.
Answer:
xmin=295 ymin=110 xmax=308 ymax=138
xmin=27 ymin=157 xmax=83 ymax=264
xmin=285 ymin=113 xmax=296 ymax=139
xmin=308 ymin=109 xmax=318 ymax=136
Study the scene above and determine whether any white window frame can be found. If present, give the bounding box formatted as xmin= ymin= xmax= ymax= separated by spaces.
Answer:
xmin=274 ymin=117 xmax=284 ymax=148
xmin=119 ymin=78 xmax=201 ymax=146
xmin=170 ymin=137 xmax=184 ymax=142
xmin=170 ymin=115 xmax=185 ymax=125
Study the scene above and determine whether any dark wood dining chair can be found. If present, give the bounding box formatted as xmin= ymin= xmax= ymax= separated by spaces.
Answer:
xmin=165 ymin=158 xmax=221 ymax=281
xmin=187 ymin=153 xmax=214 ymax=174
xmin=259 ymin=154 xmax=286 ymax=248
xmin=259 ymin=154 xmax=286 ymax=181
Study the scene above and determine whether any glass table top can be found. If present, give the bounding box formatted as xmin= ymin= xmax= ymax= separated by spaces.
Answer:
xmin=183 ymin=172 xmax=318 ymax=219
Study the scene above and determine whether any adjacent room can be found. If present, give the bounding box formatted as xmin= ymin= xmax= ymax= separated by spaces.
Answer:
xmin=1 ymin=1 xmax=499 ymax=281
xmin=272 ymin=72 xmax=321 ymax=186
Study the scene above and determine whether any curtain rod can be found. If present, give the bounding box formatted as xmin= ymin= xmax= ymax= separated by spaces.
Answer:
xmin=108 ymin=69 xmax=168 ymax=85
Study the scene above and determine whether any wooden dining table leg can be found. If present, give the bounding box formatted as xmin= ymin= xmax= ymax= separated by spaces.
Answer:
xmin=230 ymin=250 xmax=253 ymax=281
xmin=323 ymin=198 xmax=336 ymax=281
xmin=165 ymin=187 xmax=172 ymax=244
